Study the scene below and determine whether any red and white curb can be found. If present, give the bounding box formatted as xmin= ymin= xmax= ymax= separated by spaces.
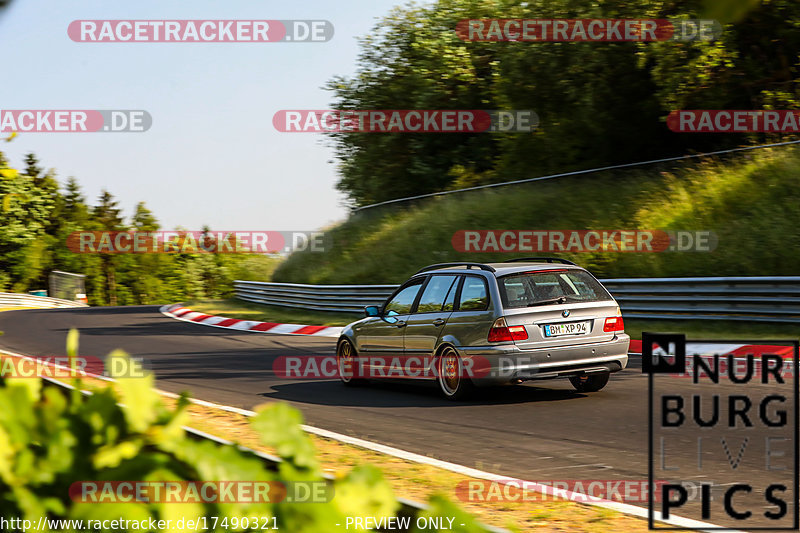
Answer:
xmin=159 ymin=304 xmax=343 ymax=337
xmin=629 ymin=339 xmax=795 ymax=358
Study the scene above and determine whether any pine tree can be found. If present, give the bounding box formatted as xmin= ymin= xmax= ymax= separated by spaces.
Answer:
xmin=62 ymin=177 xmax=89 ymax=226
xmin=23 ymin=153 xmax=43 ymax=180
xmin=132 ymin=202 xmax=159 ymax=232
xmin=92 ymin=190 xmax=125 ymax=305
xmin=129 ymin=202 xmax=160 ymax=303
xmin=92 ymin=190 xmax=124 ymax=231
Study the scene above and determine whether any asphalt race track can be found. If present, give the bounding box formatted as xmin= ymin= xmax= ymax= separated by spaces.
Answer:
xmin=1 ymin=306 xmax=795 ymax=528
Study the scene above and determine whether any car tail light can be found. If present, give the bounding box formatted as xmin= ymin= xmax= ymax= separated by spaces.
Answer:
xmin=488 ymin=317 xmax=529 ymax=342
xmin=603 ymin=316 xmax=624 ymax=332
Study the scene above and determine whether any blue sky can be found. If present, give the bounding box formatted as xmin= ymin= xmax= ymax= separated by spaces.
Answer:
xmin=0 ymin=0 xmax=409 ymax=230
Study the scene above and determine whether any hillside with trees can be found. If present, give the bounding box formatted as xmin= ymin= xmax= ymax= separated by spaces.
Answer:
xmin=0 ymin=150 xmax=277 ymax=305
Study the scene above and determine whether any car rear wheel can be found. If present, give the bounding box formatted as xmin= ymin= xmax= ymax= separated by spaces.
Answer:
xmin=437 ymin=346 xmax=474 ymax=400
xmin=338 ymin=338 xmax=365 ymax=387
xmin=569 ymin=372 xmax=610 ymax=392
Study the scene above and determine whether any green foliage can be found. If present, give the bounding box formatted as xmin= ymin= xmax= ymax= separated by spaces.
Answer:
xmin=0 ymin=154 xmax=54 ymax=290
xmin=252 ymin=404 xmax=320 ymax=474
xmin=0 ymin=333 xmax=479 ymax=531
xmin=0 ymin=150 xmax=279 ymax=305
xmin=329 ymin=0 xmax=800 ymax=206
xmin=274 ymin=146 xmax=800 ymax=283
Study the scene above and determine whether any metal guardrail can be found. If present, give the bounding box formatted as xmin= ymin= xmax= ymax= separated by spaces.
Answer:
xmin=0 ymin=292 xmax=89 ymax=309
xmin=235 ymin=280 xmax=398 ymax=313
xmin=601 ymin=276 xmax=800 ymax=323
xmin=235 ymin=277 xmax=800 ymax=323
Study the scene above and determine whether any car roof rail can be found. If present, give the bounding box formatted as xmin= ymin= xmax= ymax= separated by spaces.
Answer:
xmin=415 ymin=262 xmax=497 ymax=274
xmin=503 ymin=257 xmax=577 ymax=266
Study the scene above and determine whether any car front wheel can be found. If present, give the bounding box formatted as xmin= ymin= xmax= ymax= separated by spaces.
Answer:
xmin=338 ymin=338 xmax=366 ymax=387
xmin=569 ymin=372 xmax=610 ymax=392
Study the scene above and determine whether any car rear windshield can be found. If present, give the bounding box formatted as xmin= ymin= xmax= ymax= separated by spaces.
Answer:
xmin=498 ymin=269 xmax=613 ymax=309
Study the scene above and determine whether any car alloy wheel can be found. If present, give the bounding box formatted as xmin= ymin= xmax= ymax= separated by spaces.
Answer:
xmin=437 ymin=346 xmax=474 ymax=400
xmin=337 ymin=338 xmax=365 ymax=386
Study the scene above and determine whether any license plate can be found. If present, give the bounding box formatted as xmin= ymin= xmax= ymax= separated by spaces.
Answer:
xmin=544 ymin=321 xmax=590 ymax=337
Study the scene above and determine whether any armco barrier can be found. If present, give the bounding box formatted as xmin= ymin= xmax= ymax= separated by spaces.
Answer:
xmin=600 ymin=276 xmax=800 ymax=323
xmin=0 ymin=292 xmax=89 ymax=309
xmin=234 ymin=281 xmax=398 ymax=313
xmin=235 ymin=276 xmax=800 ymax=323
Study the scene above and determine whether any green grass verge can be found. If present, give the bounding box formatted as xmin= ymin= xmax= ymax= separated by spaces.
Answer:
xmin=182 ymin=298 xmax=357 ymax=326
xmin=274 ymin=146 xmax=800 ymax=284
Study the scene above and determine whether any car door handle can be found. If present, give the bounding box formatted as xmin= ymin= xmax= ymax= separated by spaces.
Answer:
xmin=433 ymin=318 xmax=446 ymax=326
xmin=395 ymin=321 xmax=406 ymax=328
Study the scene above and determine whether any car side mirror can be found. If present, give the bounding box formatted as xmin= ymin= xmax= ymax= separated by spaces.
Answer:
xmin=364 ymin=305 xmax=380 ymax=317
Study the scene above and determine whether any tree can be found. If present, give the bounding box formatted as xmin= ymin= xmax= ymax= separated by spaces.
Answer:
xmin=131 ymin=201 xmax=158 ymax=231
xmin=61 ymin=177 xmax=89 ymax=226
xmin=23 ymin=153 xmax=42 ymax=180
xmin=327 ymin=0 xmax=800 ymax=206
xmin=92 ymin=190 xmax=124 ymax=231
xmin=128 ymin=202 xmax=161 ymax=303
xmin=641 ymin=0 xmax=800 ymax=116
xmin=0 ymin=151 xmax=57 ymax=291
xmin=47 ymin=177 xmax=97 ymax=295
xmin=91 ymin=190 xmax=125 ymax=305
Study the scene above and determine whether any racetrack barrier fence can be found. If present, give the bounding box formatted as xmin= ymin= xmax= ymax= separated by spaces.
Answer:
xmin=0 ymin=292 xmax=90 ymax=310
xmin=234 ymin=277 xmax=800 ymax=323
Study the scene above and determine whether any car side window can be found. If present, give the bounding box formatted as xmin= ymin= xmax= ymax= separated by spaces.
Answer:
xmin=458 ymin=276 xmax=489 ymax=311
xmin=384 ymin=280 xmax=423 ymax=315
xmin=415 ymin=275 xmax=458 ymax=313
xmin=442 ymin=276 xmax=461 ymax=311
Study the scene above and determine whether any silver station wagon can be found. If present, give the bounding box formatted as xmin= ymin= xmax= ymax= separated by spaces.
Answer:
xmin=337 ymin=259 xmax=630 ymax=399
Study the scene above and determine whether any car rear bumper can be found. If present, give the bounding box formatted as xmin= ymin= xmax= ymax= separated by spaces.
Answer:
xmin=457 ymin=334 xmax=630 ymax=386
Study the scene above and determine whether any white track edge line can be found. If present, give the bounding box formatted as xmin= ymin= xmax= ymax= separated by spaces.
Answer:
xmin=0 ymin=346 xmax=735 ymax=530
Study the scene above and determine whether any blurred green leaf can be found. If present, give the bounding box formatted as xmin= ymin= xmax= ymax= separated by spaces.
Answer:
xmin=111 ymin=350 xmax=159 ymax=433
xmin=252 ymin=403 xmax=321 ymax=474
xmin=333 ymin=465 xmax=398 ymax=520
xmin=93 ymin=439 xmax=142 ymax=469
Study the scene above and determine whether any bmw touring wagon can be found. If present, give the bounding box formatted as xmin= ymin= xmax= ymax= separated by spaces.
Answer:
xmin=337 ymin=259 xmax=630 ymax=399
